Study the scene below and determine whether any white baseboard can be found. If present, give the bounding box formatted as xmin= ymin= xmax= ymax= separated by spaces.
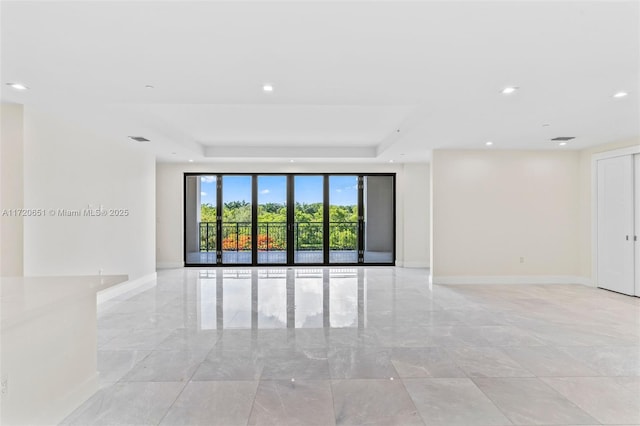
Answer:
xmin=157 ymin=261 xmax=183 ymax=269
xmin=97 ymin=272 xmax=157 ymax=304
xmin=432 ymin=275 xmax=593 ymax=286
xmin=575 ymin=277 xmax=596 ymax=287
xmin=403 ymin=261 xmax=430 ymax=268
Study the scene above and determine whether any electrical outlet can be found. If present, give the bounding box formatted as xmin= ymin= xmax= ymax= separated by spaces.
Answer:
xmin=519 ymin=257 xmax=525 ymax=263
xmin=1 ymin=376 xmax=8 ymax=396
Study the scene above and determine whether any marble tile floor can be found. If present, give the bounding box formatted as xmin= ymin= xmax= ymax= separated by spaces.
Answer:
xmin=63 ymin=267 xmax=640 ymax=426
xmin=185 ymin=250 xmax=392 ymax=265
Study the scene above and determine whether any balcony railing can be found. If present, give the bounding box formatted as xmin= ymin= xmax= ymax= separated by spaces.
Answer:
xmin=199 ymin=221 xmax=358 ymax=252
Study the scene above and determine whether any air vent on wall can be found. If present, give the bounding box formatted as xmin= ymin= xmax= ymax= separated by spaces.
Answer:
xmin=129 ymin=136 xmax=150 ymax=142
xmin=551 ymin=136 xmax=575 ymax=141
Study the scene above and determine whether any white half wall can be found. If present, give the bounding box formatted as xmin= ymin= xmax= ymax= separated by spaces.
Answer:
xmin=22 ymin=106 xmax=156 ymax=280
xmin=156 ymin=162 xmax=430 ymax=268
xmin=0 ymin=103 xmax=24 ymax=276
xmin=431 ymin=150 xmax=581 ymax=283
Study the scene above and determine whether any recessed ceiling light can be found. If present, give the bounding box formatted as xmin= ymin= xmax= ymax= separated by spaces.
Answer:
xmin=485 ymin=141 xmax=494 ymax=146
xmin=188 ymin=159 xmax=194 ymax=163
xmin=501 ymin=87 xmax=518 ymax=94
xmin=263 ymin=84 xmax=274 ymax=92
xmin=389 ymin=160 xmax=394 ymax=163
xmin=145 ymin=85 xmax=155 ymax=89
xmin=289 ymin=159 xmax=294 ymax=163
xmin=613 ymin=91 xmax=628 ymax=98
xmin=559 ymin=142 xmax=567 ymax=146
xmin=6 ymin=82 xmax=28 ymax=90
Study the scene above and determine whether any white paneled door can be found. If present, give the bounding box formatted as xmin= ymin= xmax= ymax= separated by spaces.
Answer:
xmin=597 ymin=155 xmax=635 ymax=295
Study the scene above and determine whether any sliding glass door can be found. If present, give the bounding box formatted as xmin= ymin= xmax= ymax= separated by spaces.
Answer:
xmin=329 ymin=176 xmax=359 ymax=263
xmin=294 ymin=175 xmax=324 ymax=264
xmin=184 ymin=173 xmax=395 ymax=266
xmin=186 ymin=175 xmax=217 ymax=265
xmin=221 ymin=176 xmax=252 ymax=264
xmin=257 ymin=175 xmax=287 ymax=264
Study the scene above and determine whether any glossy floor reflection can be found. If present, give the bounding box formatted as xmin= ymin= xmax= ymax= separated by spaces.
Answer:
xmin=185 ymin=250 xmax=392 ymax=265
xmin=63 ymin=268 xmax=640 ymax=425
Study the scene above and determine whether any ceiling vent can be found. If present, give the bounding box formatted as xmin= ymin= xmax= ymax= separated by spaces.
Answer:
xmin=550 ymin=136 xmax=575 ymax=141
xmin=129 ymin=136 xmax=150 ymax=142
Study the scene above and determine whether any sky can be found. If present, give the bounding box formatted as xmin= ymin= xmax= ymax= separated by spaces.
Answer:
xmin=199 ymin=175 xmax=358 ymax=206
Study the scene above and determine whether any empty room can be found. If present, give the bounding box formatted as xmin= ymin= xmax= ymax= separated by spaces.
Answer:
xmin=1 ymin=1 xmax=639 ymax=425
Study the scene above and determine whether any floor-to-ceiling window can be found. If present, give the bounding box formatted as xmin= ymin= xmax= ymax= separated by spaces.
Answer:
xmin=257 ymin=175 xmax=288 ymax=264
xmin=294 ymin=175 xmax=325 ymax=264
xmin=184 ymin=173 xmax=395 ymax=266
xmin=185 ymin=175 xmax=217 ymax=265
xmin=329 ymin=176 xmax=359 ymax=263
xmin=222 ymin=175 xmax=253 ymax=264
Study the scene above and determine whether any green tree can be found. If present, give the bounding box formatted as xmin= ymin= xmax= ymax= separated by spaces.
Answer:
xmin=223 ymin=201 xmax=251 ymax=222
xmin=201 ymin=203 xmax=217 ymax=222
xmin=295 ymin=202 xmax=323 ymax=222
xmin=258 ymin=203 xmax=286 ymax=222
xmin=329 ymin=205 xmax=357 ymax=222
xmin=202 ymin=201 xmax=359 ymax=251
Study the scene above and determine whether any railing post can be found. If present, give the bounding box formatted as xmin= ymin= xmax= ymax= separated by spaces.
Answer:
xmin=266 ymin=223 xmax=269 ymax=252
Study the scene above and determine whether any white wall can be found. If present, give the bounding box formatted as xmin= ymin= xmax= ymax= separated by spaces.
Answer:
xmin=156 ymin=162 xmax=430 ymax=268
xmin=0 ymin=103 xmax=25 ymax=276
xmin=402 ymin=163 xmax=430 ymax=267
xmin=22 ymin=106 xmax=156 ymax=281
xmin=431 ymin=150 xmax=581 ymax=284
